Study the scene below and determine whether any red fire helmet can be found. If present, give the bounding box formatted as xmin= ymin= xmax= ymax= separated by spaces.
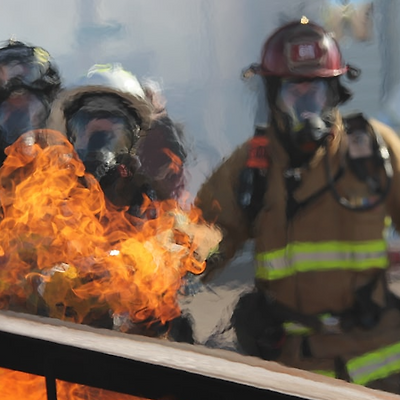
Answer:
xmin=259 ymin=17 xmax=348 ymax=78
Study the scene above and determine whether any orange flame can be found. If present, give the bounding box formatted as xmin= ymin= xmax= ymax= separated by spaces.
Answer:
xmin=0 ymin=129 xmax=221 ymax=329
xmin=0 ymin=369 xmax=46 ymax=400
xmin=162 ymin=148 xmax=183 ymax=174
xmin=0 ymin=368 xmax=146 ymax=400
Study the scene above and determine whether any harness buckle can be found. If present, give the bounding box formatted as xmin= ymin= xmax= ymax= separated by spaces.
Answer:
xmin=284 ymin=167 xmax=302 ymax=180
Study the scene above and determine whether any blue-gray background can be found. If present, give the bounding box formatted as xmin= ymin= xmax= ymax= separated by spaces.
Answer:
xmin=0 ymin=0 xmax=397 ymax=197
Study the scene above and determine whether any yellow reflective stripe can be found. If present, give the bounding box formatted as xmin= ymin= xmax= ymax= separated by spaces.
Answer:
xmin=313 ymin=370 xmax=335 ymax=378
xmin=284 ymin=314 xmax=338 ymax=335
xmin=255 ymin=240 xmax=388 ymax=281
xmin=347 ymin=342 xmax=400 ymax=386
xmin=283 ymin=322 xmax=312 ymax=335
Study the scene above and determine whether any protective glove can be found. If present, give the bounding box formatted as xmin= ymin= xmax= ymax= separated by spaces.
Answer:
xmin=231 ymin=290 xmax=286 ymax=361
xmin=200 ymin=250 xmax=225 ymax=284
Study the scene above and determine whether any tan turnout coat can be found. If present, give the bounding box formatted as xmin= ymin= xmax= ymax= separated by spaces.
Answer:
xmin=196 ymin=117 xmax=400 ymax=388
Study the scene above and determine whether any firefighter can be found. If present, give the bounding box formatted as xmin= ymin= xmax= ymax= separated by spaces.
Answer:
xmin=46 ymin=64 xmax=194 ymax=341
xmin=136 ymin=79 xmax=187 ymax=202
xmin=195 ymin=18 xmax=400 ymax=393
xmin=47 ymin=64 xmax=187 ymax=216
xmin=0 ymin=39 xmax=62 ymax=165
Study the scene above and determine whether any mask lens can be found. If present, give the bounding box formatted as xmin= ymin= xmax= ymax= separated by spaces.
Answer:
xmin=0 ymin=62 xmax=38 ymax=87
xmin=68 ymin=94 xmax=140 ymax=157
xmin=0 ymin=90 xmax=48 ymax=145
xmin=277 ymin=79 xmax=328 ymax=124
xmin=69 ymin=113 xmax=133 ymax=161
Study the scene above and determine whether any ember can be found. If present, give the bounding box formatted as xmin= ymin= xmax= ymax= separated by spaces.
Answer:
xmin=0 ymin=368 xmax=145 ymax=400
xmin=0 ymin=129 xmax=221 ymax=330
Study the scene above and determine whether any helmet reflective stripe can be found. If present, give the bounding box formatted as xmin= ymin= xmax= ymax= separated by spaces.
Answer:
xmin=77 ymin=63 xmax=145 ymax=99
xmin=255 ymin=240 xmax=388 ymax=281
xmin=33 ymin=47 xmax=51 ymax=66
xmin=347 ymin=342 xmax=400 ymax=386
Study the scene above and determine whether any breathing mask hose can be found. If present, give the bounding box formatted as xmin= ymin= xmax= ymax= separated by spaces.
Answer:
xmin=323 ymin=141 xmax=392 ymax=212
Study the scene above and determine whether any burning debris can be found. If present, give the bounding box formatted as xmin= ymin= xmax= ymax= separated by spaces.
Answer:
xmin=0 ymin=129 xmax=222 ymax=338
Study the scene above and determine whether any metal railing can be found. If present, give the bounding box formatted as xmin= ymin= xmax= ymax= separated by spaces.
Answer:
xmin=0 ymin=310 xmax=395 ymax=400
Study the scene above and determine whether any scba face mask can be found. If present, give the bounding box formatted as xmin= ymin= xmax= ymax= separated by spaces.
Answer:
xmin=0 ymin=42 xmax=61 ymax=164
xmin=67 ymin=95 xmax=141 ymax=181
xmin=0 ymin=89 xmax=49 ymax=153
xmin=276 ymin=79 xmax=335 ymax=154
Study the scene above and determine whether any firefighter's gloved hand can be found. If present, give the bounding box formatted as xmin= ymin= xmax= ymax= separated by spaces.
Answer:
xmin=180 ymin=242 xmax=224 ymax=295
xmin=232 ymin=290 xmax=286 ymax=361
xmin=200 ymin=251 xmax=225 ymax=284
xmin=256 ymin=324 xmax=286 ymax=361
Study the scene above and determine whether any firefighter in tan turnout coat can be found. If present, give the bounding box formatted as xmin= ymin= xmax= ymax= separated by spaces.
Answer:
xmin=196 ymin=18 xmax=400 ymax=393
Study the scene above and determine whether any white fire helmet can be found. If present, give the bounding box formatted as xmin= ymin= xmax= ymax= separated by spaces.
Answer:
xmin=75 ymin=63 xmax=146 ymax=99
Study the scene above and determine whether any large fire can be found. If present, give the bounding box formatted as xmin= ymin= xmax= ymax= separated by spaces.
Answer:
xmin=0 ymin=129 xmax=221 ymax=397
xmin=0 ymin=368 xmax=145 ymax=400
xmin=0 ymin=129 xmax=221 ymax=330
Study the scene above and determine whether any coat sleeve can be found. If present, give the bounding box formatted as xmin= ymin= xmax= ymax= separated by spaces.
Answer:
xmin=371 ymin=119 xmax=400 ymax=231
xmin=195 ymin=142 xmax=252 ymax=282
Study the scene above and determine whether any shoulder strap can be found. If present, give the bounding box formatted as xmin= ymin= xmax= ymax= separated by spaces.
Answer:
xmin=344 ymin=112 xmax=393 ymax=190
xmin=237 ymin=125 xmax=269 ymax=224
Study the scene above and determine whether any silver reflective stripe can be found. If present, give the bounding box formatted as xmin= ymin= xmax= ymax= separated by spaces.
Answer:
xmin=255 ymin=240 xmax=388 ymax=280
xmin=347 ymin=342 xmax=400 ymax=386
